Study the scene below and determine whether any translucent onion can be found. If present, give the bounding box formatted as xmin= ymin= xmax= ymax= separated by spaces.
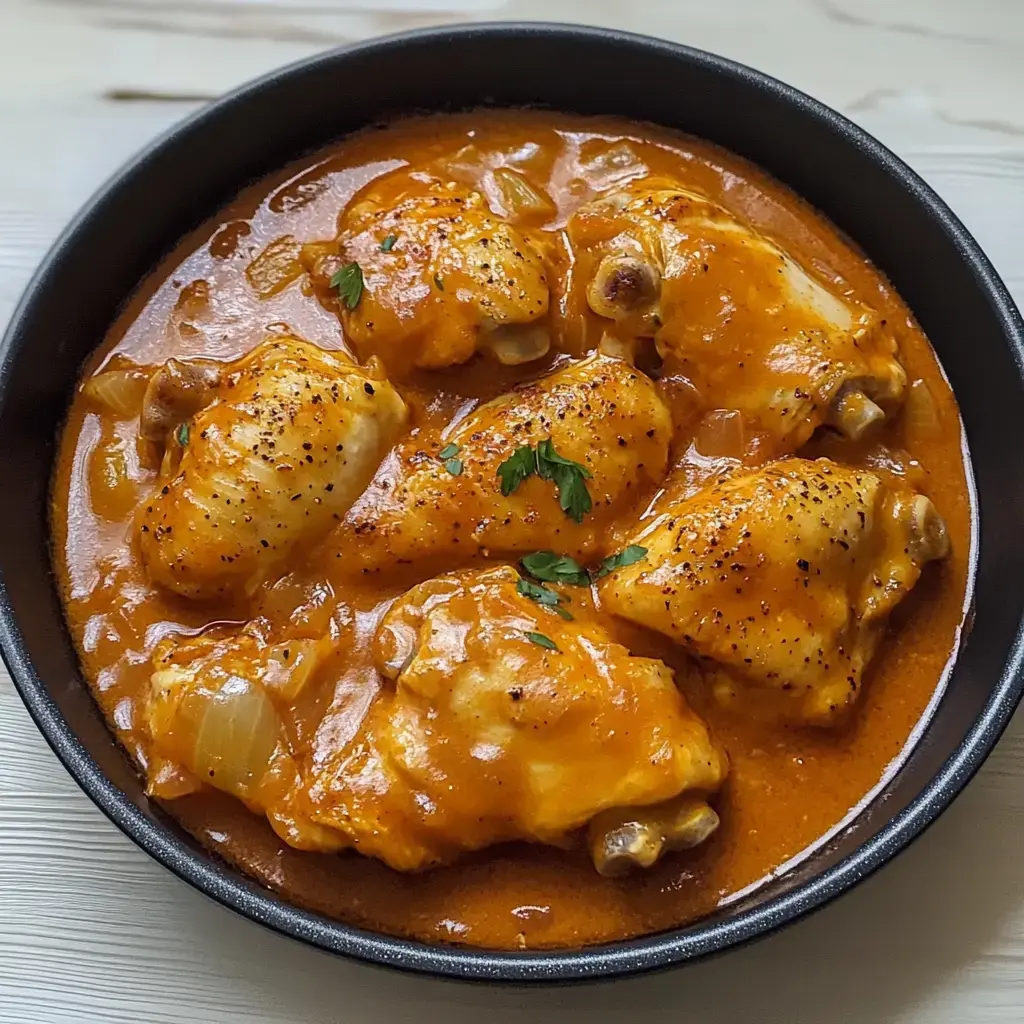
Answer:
xmin=695 ymin=409 xmax=746 ymax=459
xmin=484 ymin=324 xmax=550 ymax=366
xmin=88 ymin=437 xmax=138 ymax=522
xmin=491 ymin=167 xmax=555 ymax=221
xmin=81 ymin=369 xmax=150 ymax=419
xmin=261 ymin=639 xmax=322 ymax=701
xmin=245 ymin=234 xmax=305 ymax=299
xmin=191 ymin=676 xmax=282 ymax=797
xmin=903 ymin=378 xmax=941 ymax=440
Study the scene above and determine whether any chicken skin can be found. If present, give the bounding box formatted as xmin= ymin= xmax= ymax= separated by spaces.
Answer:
xmin=569 ymin=183 xmax=907 ymax=449
xmin=303 ymin=175 xmax=551 ymax=374
xmin=146 ymin=627 xmax=347 ymax=852
xmin=599 ymin=459 xmax=950 ymax=725
xmin=332 ymin=352 xmax=671 ymax=575
xmin=138 ymin=337 xmax=407 ymax=601
xmin=302 ymin=566 xmax=727 ymax=873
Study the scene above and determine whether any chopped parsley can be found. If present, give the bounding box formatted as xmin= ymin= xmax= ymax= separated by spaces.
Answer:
xmin=497 ymin=445 xmax=536 ymax=496
xmin=444 ymin=458 xmax=463 ymax=476
xmin=516 ymin=576 xmax=574 ymax=620
xmin=524 ymin=630 xmax=558 ymax=651
xmin=330 ymin=261 xmax=363 ymax=310
xmin=175 ymin=422 xmax=190 ymax=446
xmin=495 ymin=438 xmax=593 ymax=523
xmin=521 ymin=550 xmax=589 ymax=586
xmin=438 ymin=442 xmax=460 ymax=460
xmin=380 ymin=234 xmax=397 ymax=252
xmin=593 ymin=545 xmax=649 ymax=580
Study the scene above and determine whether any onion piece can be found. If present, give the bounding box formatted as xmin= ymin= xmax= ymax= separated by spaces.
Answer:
xmin=491 ymin=167 xmax=555 ymax=221
xmin=484 ymin=324 xmax=550 ymax=366
xmin=245 ymin=235 xmax=305 ymax=299
xmin=191 ymin=675 xmax=282 ymax=797
xmin=88 ymin=437 xmax=138 ymax=521
xmin=695 ymin=409 xmax=746 ymax=459
xmin=261 ymin=640 xmax=323 ymax=701
xmin=81 ymin=369 xmax=150 ymax=419
xmin=903 ymin=378 xmax=941 ymax=440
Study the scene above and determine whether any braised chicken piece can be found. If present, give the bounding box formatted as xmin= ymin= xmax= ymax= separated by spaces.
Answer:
xmin=302 ymin=566 xmax=727 ymax=873
xmin=599 ymin=459 xmax=950 ymax=725
xmin=303 ymin=175 xmax=551 ymax=374
xmin=137 ymin=336 xmax=407 ymax=601
xmin=569 ymin=183 xmax=907 ymax=449
xmin=146 ymin=627 xmax=347 ymax=852
xmin=331 ymin=352 xmax=671 ymax=575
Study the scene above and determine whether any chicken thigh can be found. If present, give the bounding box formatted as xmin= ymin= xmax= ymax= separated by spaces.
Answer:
xmin=303 ymin=175 xmax=551 ymax=373
xmin=138 ymin=337 xmax=407 ymax=601
xmin=331 ymin=352 xmax=671 ymax=575
xmin=569 ymin=183 xmax=907 ymax=449
xmin=599 ymin=459 xmax=950 ymax=725
xmin=302 ymin=566 xmax=727 ymax=873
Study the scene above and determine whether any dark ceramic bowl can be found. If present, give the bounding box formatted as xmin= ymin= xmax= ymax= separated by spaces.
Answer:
xmin=2 ymin=23 xmax=1023 ymax=983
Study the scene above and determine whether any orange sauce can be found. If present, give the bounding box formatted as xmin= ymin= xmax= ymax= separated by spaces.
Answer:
xmin=50 ymin=112 xmax=972 ymax=950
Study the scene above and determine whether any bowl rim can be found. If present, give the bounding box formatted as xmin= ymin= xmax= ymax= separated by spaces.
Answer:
xmin=3 ymin=20 xmax=1024 ymax=984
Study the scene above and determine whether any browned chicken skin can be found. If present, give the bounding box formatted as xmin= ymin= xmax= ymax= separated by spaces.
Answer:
xmin=599 ymin=458 xmax=949 ymax=724
xmin=569 ymin=183 xmax=908 ymax=449
xmin=330 ymin=351 xmax=672 ymax=574
xmin=303 ymin=174 xmax=551 ymax=374
xmin=137 ymin=337 xmax=407 ymax=601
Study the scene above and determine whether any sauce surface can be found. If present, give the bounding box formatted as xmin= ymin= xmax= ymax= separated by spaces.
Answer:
xmin=51 ymin=112 xmax=972 ymax=950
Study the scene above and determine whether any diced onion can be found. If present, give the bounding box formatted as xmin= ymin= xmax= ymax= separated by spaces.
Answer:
xmin=903 ymin=378 xmax=941 ymax=440
xmin=88 ymin=437 xmax=137 ymax=522
xmin=695 ymin=409 xmax=746 ymax=459
xmin=262 ymin=640 xmax=322 ymax=701
xmin=245 ymin=235 xmax=305 ymax=299
xmin=82 ymin=369 xmax=150 ymax=419
xmin=485 ymin=324 xmax=550 ymax=366
xmin=491 ymin=167 xmax=555 ymax=221
xmin=191 ymin=676 xmax=281 ymax=797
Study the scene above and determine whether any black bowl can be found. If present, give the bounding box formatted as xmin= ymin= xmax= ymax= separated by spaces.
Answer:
xmin=3 ymin=22 xmax=1023 ymax=983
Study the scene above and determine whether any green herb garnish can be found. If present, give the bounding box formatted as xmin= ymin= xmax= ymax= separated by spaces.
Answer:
xmin=434 ymin=273 xmax=445 ymax=291
xmin=535 ymin=438 xmax=593 ymax=524
xmin=175 ymin=422 xmax=190 ymax=446
xmin=593 ymin=545 xmax=649 ymax=580
xmin=516 ymin=577 xmax=574 ymax=620
xmin=520 ymin=551 xmax=589 ymax=586
xmin=524 ymin=631 xmax=558 ymax=651
xmin=445 ymin=458 xmax=463 ymax=476
xmin=497 ymin=445 xmax=537 ymax=496
xmin=380 ymin=234 xmax=397 ymax=252
xmin=438 ymin=442 xmax=460 ymax=460
xmin=330 ymin=261 xmax=363 ymax=310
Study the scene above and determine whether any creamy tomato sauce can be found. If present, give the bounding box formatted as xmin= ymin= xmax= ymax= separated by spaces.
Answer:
xmin=51 ymin=112 xmax=971 ymax=950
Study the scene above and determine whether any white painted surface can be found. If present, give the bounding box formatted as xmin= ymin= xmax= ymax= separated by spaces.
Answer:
xmin=2 ymin=1 xmax=1023 ymax=1020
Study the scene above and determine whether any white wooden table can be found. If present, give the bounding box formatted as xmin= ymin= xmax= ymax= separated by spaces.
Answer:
xmin=2 ymin=1 xmax=1024 ymax=1020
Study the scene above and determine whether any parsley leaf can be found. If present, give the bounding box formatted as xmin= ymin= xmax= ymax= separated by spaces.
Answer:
xmin=593 ymin=545 xmax=649 ymax=580
xmin=444 ymin=458 xmax=463 ymax=476
xmin=175 ymin=422 xmax=190 ymax=446
xmin=524 ymin=631 xmax=558 ymax=651
xmin=497 ymin=445 xmax=536 ymax=496
xmin=521 ymin=550 xmax=589 ymax=586
xmin=438 ymin=442 xmax=460 ymax=460
xmin=516 ymin=576 xmax=574 ymax=621
xmin=330 ymin=261 xmax=363 ymax=310
xmin=535 ymin=438 xmax=592 ymax=524
xmin=380 ymin=234 xmax=397 ymax=252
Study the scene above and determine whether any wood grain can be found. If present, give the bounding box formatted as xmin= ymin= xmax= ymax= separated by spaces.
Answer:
xmin=2 ymin=0 xmax=1024 ymax=1020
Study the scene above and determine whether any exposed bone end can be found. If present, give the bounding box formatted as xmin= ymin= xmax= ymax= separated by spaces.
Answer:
xmin=141 ymin=358 xmax=222 ymax=443
xmin=908 ymin=494 xmax=950 ymax=563
xmin=587 ymin=253 xmax=661 ymax=322
xmin=829 ymin=386 xmax=886 ymax=440
xmin=483 ymin=324 xmax=551 ymax=366
xmin=588 ymin=799 xmax=720 ymax=877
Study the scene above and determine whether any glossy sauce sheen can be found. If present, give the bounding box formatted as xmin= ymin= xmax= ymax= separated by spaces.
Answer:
xmin=51 ymin=113 xmax=972 ymax=950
